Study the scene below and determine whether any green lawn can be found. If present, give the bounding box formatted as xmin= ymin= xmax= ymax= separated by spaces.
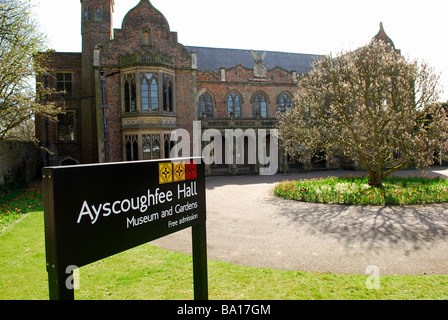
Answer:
xmin=1 ymin=211 xmax=448 ymax=300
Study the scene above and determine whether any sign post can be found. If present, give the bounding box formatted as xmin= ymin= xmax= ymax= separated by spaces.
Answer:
xmin=43 ymin=157 xmax=207 ymax=300
xmin=192 ymin=223 xmax=208 ymax=300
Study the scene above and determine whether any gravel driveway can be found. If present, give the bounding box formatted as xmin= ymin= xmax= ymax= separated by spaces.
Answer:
xmin=151 ymin=167 xmax=448 ymax=275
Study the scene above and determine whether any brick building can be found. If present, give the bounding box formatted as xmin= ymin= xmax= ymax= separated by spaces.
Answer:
xmin=35 ymin=0 xmax=391 ymax=174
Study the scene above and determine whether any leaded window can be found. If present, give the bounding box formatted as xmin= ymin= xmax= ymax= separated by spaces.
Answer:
xmin=163 ymin=75 xmax=173 ymax=112
xmin=141 ymin=73 xmax=158 ymax=112
xmin=279 ymin=93 xmax=292 ymax=112
xmin=56 ymin=73 xmax=73 ymax=96
xmin=125 ymin=135 xmax=139 ymax=161
xmin=164 ymin=134 xmax=175 ymax=159
xmin=142 ymin=134 xmax=160 ymax=160
xmin=198 ymin=92 xmax=214 ymax=118
xmin=253 ymin=92 xmax=267 ymax=118
xmin=57 ymin=110 xmax=75 ymax=142
xmin=124 ymin=74 xmax=137 ymax=112
xmin=227 ymin=92 xmax=241 ymax=118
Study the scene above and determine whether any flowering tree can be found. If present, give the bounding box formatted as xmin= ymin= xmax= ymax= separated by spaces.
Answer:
xmin=277 ymin=40 xmax=447 ymax=186
xmin=0 ymin=0 xmax=60 ymax=141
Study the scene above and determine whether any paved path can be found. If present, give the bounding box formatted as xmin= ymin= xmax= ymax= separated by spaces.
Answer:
xmin=151 ymin=167 xmax=448 ymax=275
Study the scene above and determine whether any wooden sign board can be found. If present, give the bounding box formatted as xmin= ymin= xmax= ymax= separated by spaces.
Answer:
xmin=43 ymin=157 xmax=207 ymax=300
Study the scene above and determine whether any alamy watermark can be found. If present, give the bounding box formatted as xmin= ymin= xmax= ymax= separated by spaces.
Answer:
xmin=365 ymin=265 xmax=380 ymax=290
xmin=169 ymin=121 xmax=279 ymax=175
xmin=65 ymin=265 xmax=80 ymax=290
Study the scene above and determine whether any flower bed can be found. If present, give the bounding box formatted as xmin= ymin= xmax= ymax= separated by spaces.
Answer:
xmin=0 ymin=185 xmax=43 ymax=231
xmin=273 ymin=175 xmax=448 ymax=206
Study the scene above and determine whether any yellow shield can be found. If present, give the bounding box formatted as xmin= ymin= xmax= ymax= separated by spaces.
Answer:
xmin=173 ymin=162 xmax=186 ymax=182
xmin=159 ymin=162 xmax=173 ymax=184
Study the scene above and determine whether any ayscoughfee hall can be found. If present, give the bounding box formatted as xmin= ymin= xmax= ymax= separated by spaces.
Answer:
xmin=36 ymin=0 xmax=397 ymax=175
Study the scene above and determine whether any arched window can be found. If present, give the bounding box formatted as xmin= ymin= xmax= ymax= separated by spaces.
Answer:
xmin=198 ymin=92 xmax=214 ymax=118
xmin=125 ymin=135 xmax=139 ymax=161
xmin=279 ymin=93 xmax=292 ymax=112
xmin=133 ymin=140 xmax=139 ymax=161
xmin=143 ymin=134 xmax=160 ymax=160
xmin=227 ymin=92 xmax=241 ymax=118
xmin=163 ymin=75 xmax=174 ymax=112
xmin=164 ymin=134 xmax=175 ymax=159
xmin=253 ymin=92 xmax=267 ymax=118
xmin=141 ymin=73 xmax=158 ymax=112
xmin=150 ymin=78 xmax=158 ymax=111
xmin=141 ymin=78 xmax=150 ymax=111
xmin=124 ymin=74 xmax=136 ymax=112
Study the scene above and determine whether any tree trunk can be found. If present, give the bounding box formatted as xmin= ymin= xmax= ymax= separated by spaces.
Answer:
xmin=360 ymin=160 xmax=384 ymax=187
xmin=369 ymin=171 xmax=383 ymax=187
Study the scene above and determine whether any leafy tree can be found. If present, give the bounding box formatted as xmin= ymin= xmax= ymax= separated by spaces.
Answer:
xmin=277 ymin=40 xmax=447 ymax=186
xmin=0 ymin=0 xmax=60 ymax=141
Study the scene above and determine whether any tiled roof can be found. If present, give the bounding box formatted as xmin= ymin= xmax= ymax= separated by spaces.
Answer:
xmin=186 ymin=46 xmax=322 ymax=74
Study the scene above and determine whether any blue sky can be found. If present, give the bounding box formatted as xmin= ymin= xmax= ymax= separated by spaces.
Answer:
xmin=33 ymin=0 xmax=447 ymax=101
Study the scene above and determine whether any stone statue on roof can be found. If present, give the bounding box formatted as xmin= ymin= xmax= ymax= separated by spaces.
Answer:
xmin=251 ymin=50 xmax=267 ymax=78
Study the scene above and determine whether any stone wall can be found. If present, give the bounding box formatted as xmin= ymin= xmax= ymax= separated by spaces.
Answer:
xmin=0 ymin=141 xmax=40 ymax=185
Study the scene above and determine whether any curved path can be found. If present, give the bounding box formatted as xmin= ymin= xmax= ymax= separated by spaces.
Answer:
xmin=151 ymin=167 xmax=448 ymax=275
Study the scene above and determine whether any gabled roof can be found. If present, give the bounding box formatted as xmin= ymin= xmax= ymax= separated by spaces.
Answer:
xmin=186 ymin=46 xmax=322 ymax=74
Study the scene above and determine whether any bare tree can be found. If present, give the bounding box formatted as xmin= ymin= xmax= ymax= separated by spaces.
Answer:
xmin=277 ymin=40 xmax=447 ymax=186
xmin=0 ymin=0 xmax=60 ymax=141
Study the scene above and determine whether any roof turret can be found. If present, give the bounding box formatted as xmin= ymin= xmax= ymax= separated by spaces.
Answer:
xmin=374 ymin=22 xmax=396 ymax=48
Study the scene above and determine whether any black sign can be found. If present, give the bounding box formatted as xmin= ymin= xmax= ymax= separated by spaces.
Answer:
xmin=43 ymin=157 xmax=207 ymax=300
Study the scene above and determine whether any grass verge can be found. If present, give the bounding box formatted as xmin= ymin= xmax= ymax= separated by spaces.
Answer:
xmin=273 ymin=175 xmax=448 ymax=206
xmin=1 ymin=211 xmax=448 ymax=300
